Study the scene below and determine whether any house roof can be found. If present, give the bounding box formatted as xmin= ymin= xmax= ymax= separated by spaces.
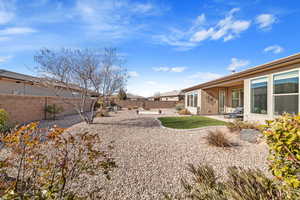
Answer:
xmin=0 ymin=69 xmax=38 ymax=83
xmin=127 ymin=93 xmax=145 ymax=99
xmin=159 ymin=90 xmax=183 ymax=97
xmin=0 ymin=69 xmax=99 ymax=96
xmin=182 ymin=52 xmax=300 ymax=92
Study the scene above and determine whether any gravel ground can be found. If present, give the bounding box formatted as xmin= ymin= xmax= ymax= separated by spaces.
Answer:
xmin=65 ymin=109 xmax=269 ymax=200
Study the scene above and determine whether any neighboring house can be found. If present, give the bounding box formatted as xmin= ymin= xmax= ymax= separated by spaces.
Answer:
xmin=126 ymin=93 xmax=146 ymax=101
xmin=182 ymin=53 xmax=300 ymax=123
xmin=0 ymin=69 xmax=97 ymax=97
xmin=148 ymin=90 xmax=184 ymax=102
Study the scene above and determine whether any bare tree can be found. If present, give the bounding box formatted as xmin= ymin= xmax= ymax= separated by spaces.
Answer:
xmin=35 ymin=48 xmax=128 ymax=124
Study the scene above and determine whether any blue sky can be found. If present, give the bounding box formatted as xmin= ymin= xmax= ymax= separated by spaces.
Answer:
xmin=0 ymin=0 xmax=300 ymax=97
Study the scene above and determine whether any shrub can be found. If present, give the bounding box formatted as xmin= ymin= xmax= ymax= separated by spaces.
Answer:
xmin=227 ymin=119 xmax=261 ymax=132
xmin=175 ymin=103 xmax=184 ymax=111
xmin=262 ymin=114 xmax=300 ymax=189
xmin=128 ymin=107 xmax=132 ymax=110
xmin=205 ymin=130 xmax=235 ymax=148
xmin=0 ymin=122 xmax=116 ymax=199
xmin=165 ymin=164 xmax=296 ymax=200
xmin=0 ymin=109 xmax=11 ymax=134
xmin=133 ymin=106 xmax=139 ymax=110
xmin=96 ymin=108 xmax=110 ymax=117
xmin=178 ymin=109 xmax=191 ymax=115
xmin=45 ymin=104 xmax=64 ymax=120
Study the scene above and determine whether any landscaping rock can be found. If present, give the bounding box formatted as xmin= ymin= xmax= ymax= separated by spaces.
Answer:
xmin=240 ymin=129 xmax=262 ymax=143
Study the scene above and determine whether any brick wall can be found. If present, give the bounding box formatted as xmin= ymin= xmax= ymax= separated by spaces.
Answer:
xmin=0 ymin=94 xmax=94 ymax=124
xmin=115 ymin=100 xmax=180 ymax=109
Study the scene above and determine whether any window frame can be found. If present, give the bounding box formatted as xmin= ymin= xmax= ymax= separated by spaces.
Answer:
xmin=186 ymin=91 xmax=198 ymax=108
xmin=231 ymin=88 xmax=243 ymax=108
xmin=250 ymin=76 xmax=268 ymax=114
xmin=272 ymin=69 xmax=300 ymax=116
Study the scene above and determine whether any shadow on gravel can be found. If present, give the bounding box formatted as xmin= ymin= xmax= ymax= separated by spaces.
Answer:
xmin=94 ymin=117 xmax=161 ymax=128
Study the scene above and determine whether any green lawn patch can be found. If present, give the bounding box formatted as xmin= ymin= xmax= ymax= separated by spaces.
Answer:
xmin=158 ymin=116 xmax=227 ymax=129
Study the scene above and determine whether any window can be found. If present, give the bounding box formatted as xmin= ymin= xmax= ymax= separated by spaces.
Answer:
xmin=273 ymin=71 xmax=299 ymax=115
xmin=232 ymin=89 xmax=240 ymax=108
xmin=187 ymin=92 xmax=198 ymax=107
xmin=251 ymin=77 xmax=268 ymax=114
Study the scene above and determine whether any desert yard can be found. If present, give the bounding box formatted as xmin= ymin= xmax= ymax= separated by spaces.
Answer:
xmin=61 ymin=109 xmax=269 ymax=199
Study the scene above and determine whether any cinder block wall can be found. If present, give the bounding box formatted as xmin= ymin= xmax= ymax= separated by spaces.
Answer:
xmin=0 ymin=94 xmax=94 ymax=124
xmin=115 ymin=100 xmax=180 ymax=109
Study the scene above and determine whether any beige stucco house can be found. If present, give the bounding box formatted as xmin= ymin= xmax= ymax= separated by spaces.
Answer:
xmin=183 ymin=53 xmax=300 ymax=123
xmin=148 ymin=90 xmax=184 ymax=102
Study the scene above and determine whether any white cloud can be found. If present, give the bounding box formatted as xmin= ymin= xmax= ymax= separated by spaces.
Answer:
xmin=227 ymin=58 xmax=250 ymax=72
xmin=0 ymin=55 xmax=12 ymax=63
xmin=264 ymin=45 xmax=284 ymax=54
xmin=170 ymin=67 xmax=186 ymax=72
xmin=0 ymin=27 xmax=37 ymax=35
xmin=156 ymin=8 xmax=251 ymax=50
xmin=187 ymin=72 xmax=223 ymax=83
xmin=0 ymin=0 xmax=15 ymax=25
xmin=128 ymin=71 xmax=139 ymax=77
xmin=146 ymin=81 xmax=157 ymax=85
xmin=153 ymin=66 xmax=187 ymax=72
xmin=75 ymin=0 xmax=162 ymax=39
xmin=256 ymin=14 xmax=276 ymax=30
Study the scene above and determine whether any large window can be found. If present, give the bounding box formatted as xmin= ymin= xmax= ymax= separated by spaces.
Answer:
xmin=273 ymin=71 xmax=299 ymax=115
xmin=251 ymin=78 xmax=268 ymax=114
xmin=187 ymin=92 xmax=198 ymax=107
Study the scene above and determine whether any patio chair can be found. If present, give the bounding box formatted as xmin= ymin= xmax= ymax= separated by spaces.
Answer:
xmin=224 ymin=107 xmax=243 ymax=119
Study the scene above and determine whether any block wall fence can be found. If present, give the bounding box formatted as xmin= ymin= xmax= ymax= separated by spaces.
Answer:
xmin=115 ymin=100 xmax=181 ymax=109
xmin=0 ymin=94 xmax=93 ymax=124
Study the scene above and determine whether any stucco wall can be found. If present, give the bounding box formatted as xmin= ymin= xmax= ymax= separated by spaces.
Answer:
xmin=200 ymin=88 xmax=219 ymax=114
xmin=0 ymin=94 xmax=94 ymax=124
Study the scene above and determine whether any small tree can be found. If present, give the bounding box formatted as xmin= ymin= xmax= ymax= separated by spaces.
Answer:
xmin=35 ymin=48 xmax=128 ymax=124
xmin=118 ymin=88 xmax=127 ymax=100
xmin=45 ymin=104 xmax=64 ymax=120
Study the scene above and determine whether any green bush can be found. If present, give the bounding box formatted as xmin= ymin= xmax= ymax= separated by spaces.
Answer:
xmin=175 ymin=103 xmax=184 ymax=111
xmin=0 ymin=109 xmax=10 ymax=134
xmin=0 ymin=109 xmax=9 ymax=126
xmin=262 ymin=114 xmax=300 ymax=189
xmin=45 ymin=104 xmax=64 ymax=120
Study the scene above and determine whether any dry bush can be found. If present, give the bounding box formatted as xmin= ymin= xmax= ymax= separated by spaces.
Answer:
xmin=227 ymin=120 xmax=261 ymax=132
xmin=133 ymin=106 xmax=139 ymax=110
xmin=128 ymin=107 xmax=132 ymax=110
xmin=205 ymin=130 xmax=235 ymax=148
xmin=175 ymin=103 xmax=184 ymax=111
xmin=178 ymin=109 xmax=191 ymax=115
xmin=0 ymin=122 xmax=116 ymax=199
xmin=165 ymin=164 xmax=297 ymax=200
xmin=96 ymin=108 xmax=110 ymax=117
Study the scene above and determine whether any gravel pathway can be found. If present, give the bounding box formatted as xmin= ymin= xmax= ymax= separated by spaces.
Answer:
xmin=67 ymin=110 xmax=269 ymax=200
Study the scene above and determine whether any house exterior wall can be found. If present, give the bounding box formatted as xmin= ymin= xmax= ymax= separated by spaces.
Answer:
xmin=244 ymin=63 xmax=300 ymax=123
xmin=0 ymin=79 xmax=81 ymax=98
xmin=199 ymin=88 xmax=219 ymax=114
